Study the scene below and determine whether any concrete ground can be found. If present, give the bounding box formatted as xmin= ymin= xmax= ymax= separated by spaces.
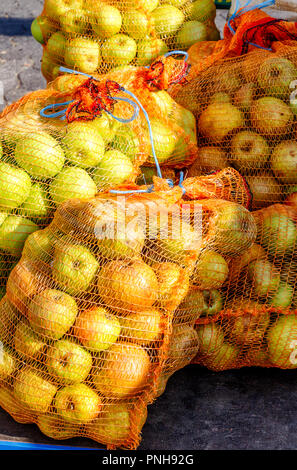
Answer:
xmin=1 ymin=0 xmax=297 ymax=451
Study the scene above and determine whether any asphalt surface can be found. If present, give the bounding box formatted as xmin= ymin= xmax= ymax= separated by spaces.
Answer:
xmin=1 ymin=0 xmax=297 ymax=451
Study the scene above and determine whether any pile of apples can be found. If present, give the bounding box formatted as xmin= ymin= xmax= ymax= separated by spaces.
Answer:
xmin=31 ymin=0 xmax=220 ymax=81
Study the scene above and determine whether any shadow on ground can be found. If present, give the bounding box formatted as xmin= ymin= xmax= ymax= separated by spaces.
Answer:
xmin=0 ymin=18 xmax=33 ymax=35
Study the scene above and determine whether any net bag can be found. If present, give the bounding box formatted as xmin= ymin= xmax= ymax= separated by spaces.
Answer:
xmin=0 ymin=57 xmax=198 ymax=296
xmin=0 ymin=167 xmax=253 ymax=448
xmin=32 ymin=0 xmax=220 ymax=82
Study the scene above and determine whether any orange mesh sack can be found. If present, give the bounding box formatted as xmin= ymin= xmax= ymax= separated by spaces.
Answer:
xmin=32 ymin=0 xmax=220 ymax=82
xmin=0 ymin=168 xmax=254 ymax=448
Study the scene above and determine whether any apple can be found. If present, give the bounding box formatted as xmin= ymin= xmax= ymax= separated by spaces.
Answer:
xmin=47 ymin=32 xmax=66 ymax=59
xmin=137 ymin=38 xmax=168 ymax=66
xmin=50 ymin=167 xmax=97 ymax=206
xmin=31 ymin=16 xmax=57 ymax=44
xmin=196 ymin=322 xmax=224 ymax=356
xmin=166 ymin=325 xmax=199 ymax=371
xmin=192 ymin=250 xmax=229 ymax=289
xmin=37 ymin=413 xmax=77 ymax=440
xmin=122 ymin=9 xmax=149 ymax=39
xmin=198 ymin=103 xmax=244 ymax=142
xmin=267 ymin=314 xmax=297 ymax=368
xmin=209 ymin=93 xmax=230 ymax=105
xmin=188 ymin=147 xmax=227 ymax=176
xmin=60 ymin=10 xmax=89 ymax=35
xmin=146 ymin=118 xmax=178 ymax=164
xmin=14 ymin=368 xmax=57 ymax=413
xmin=207 ymin=25 xmax=220 ymax=41
xmin=91 ymin=4 xmax=122 ymax=39
xmin=74 ymin=307 xmax=121 ymax=352
xmin=86 ymin=112 xmax=119 ymax=143
xmin=176 ymin=21 xmax=207 ymax=49
xmin=248 ymin=260 xmax=280 ymax=298
xmin=245 ymin=174 xmax=283 ymax=210
xmin=92 ymin=342 xmax=151 ymax=398
xmin=15 ymin=132 xmax=65 ymax=180
xmin=87 ymin=402 xmax=131 ymax=446
xmin=55 ymin=383 xmax=102 ymax=424
xmin=62 ymin=122 xmax=105 ymax=168
xmin=14 ymin=320 xmax=46 ymax=359
xmin=155 ymin=372 xmax=173 ymax=397
xmin=203 ymin=342 xmax=239 ymax=371
xmin=207 ymin=65 xmax=241 ymax=95
xmin=44 ymin=0 xmax=84 ymax=19
xmin=260 ymin=211 xmax=297 ymax=256
xmin=257 ymin=57 xmax=297 ymax=99
xmin=111 ymin=126 xmax=140 ymax=161
xmin=0 ymin=162 xmax=31 ymax=210
xmin=269 ymin=281 xmax=294 ymax=308
xmin=230 ymin=131 xmax=270 ymax=172
xmin=135 ymin=0 xmax=159 ymax=12
xmin=19 ymin=183 xmax=50 ymax=221
xmin=188 ymin=0 xmax=216 ymax=23
xmin=0 ymin=215 xmax=39 ymax=257
xmin=97 ymin=259 xmax=158 ymax=313
xmin=233 ymin=83 xmax=256 ymax=112
xmin=52 ymin=243 xmax=99 ymax=295
xmin=22 ymin=229 xmax=54 ymax=262
xmin=41 ymin=50 xmax=56 ymax=80
xmin=0 ymin=296 xmax=20 ymax=345
xmin=120 ymin=308 xmax=163 ymax=345
xmin=200 ymin=289 xmax=223 ymax=317
xmin=102 ymin=34 xmax=137 ymax=67
xmin=152 ymin=5 xmax=184 ymax=36
xmin=0 ymin=347 xmax=15 ymax=380
xmin=250 ymin=97 xmax=293 ymax=137
xmin=271 ymin=140 xmax=297 ymax=184
xmin=93 ymin=150 xmax=134 ymax=188
xmin=65 ymin=37 xmax=101 ymax=74
xmin=229 ymin=300 xmax=270 ymax=345
xmin=169 ymin=103 xmax=196 ymax=132
xmin=31 ymin=18 xmax=44 ymax=44
xmin=154 ymin=262 xmax=189 ymax=310
xmin=27 ymin=288 xmax=78 ymax=340
xmin=46 ymin=339 xmax=92 ymax=385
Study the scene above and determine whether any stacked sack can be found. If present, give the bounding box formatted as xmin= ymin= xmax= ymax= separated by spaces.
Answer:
xmin=30 ymin=0 xmax=220 ymax=82
xmin=171 ymin=5 xmax=297 ymax=370
xmin=0 ymin=168 xmax=253 ymax=448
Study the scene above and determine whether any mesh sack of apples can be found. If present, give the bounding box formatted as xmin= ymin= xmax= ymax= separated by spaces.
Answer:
xmin=0 ymin=167 xmax=251 ymax=448
xmin=31 ymin=0 xmax=220 ymax=82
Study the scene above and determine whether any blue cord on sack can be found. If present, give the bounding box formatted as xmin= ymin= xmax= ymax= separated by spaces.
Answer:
xmin=227 ymin=0 xmax=275 ymax=51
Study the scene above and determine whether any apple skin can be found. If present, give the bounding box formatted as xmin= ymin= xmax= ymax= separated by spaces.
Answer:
xmin=250 ymin=97 xmax=293 ymax=137
xmin=137 ymin=38 xmax=168 ymax=66
xmin=257 ymin=57 xmax=297 ymax=99
xmin=271 ymin=141 xmax=297 ymax=184
xmin=233 ymin=83 xmax=256 ymax=112
xmin=52 ymin=244 xmax=99 ymax=296
xmin=0 ymin=162 xmax=32 ymax=211
xmin=154 ymin=262 xmax=189 ymax=311
xmin=198 ymin=103 xmax=244 ymax=142
xmin=267 ymin=315 xmax=297 ymax=368
xmin=120 ymin=308 xmax=163 ymax=346
xmin=122 ymin=9 xmax=149 ymax=39
xmin=152 ymin=5 xmax=184 ymax=36
xmin=31 ymin=18 xmax=44 ymax=44
xmin=86 ymin=113 xmax=119 ymax=143
xmin=146 ymin=118 xmax=178 ymax=164
xmin=65 ymin=38 xmax=101 ymax=74
xmin=74 ymin=307 xmax=121 ymax=352
xmin=87 ymin=403 xmax=131 ymax=446
xmin=248 ymin=260 xmax=280 ymax=298
xmin=91 ymin=4 xmax=122 ymax=39
xmin=37 ymin=413 xmax=77 ymax=440
xmin=228 ymin=300 xmax=270 ymax=346
xmin=0 ymin=296 xmax=20 ymax=344
xmin=176 ymin=21 xmax=207 ymax=49
xmin=32 ymin=16 xmax=57 ymax=44
xmin=19 ymin=183 xmax=50 ymax=220
xmin=14 ymin=368 xmax=57 ymax=414
xmin=203 ymin=342 xmax=240 ymax=371
xmin=245 ymin=174 xmax=283 ymax=210
xmin=14 ymin=320 xmax=46 ymax=359
xmin=62 ymin=122 xmax=105 ymax=168
xmin=27 ymin=288 xmax=78 ymax=340
xmin=55 ymin=383 xmax=102 ymax=424
xmin=192 ymin=250 xmax=229 ymax=290
xmin=134 ymin=0 xmax=159 ymax=12
xmin=50 ymin=167 xmax=97 ymax=207
xmin=22 ymin=229 xmax=54 ymax=262
xmin=44 ymin=0 xmax=84 ymax=19
xmin=102 ymin=34 xmax=137 ymax=67
xmin=97 ymin=259 xmax=159 ymax=313
xmin=15 ymin=132 xmax=65 ymax=180
xmin=111 ymin=126 xmax=140 ymax=161
xmin=46 ymin=339 xmax=92 ymax=385
xmin=93 ymin=150 xmax=134 ymax=188
xmin=0 ymin=347 xmax=15 ymax=380
xmin=92 ymin=342 xmax=151 ymax=399
xmin=196 ymin=323 xmax=224 ymax=355
xmin=188 ymin=147 xmax=228 ymax=176
xmin=269 ymin=281 xmax=294 ymax=308
xmin=47 ymin=32 xmax=66 ymax=59
xmin=166 ymin=325 xmax=199 ymax=371
xmin=60 ymin=10 xmax=89 ymax=35
xmin=259 ymin=212 xmax=297 ymax=256
xmin=188 ymin=0 xmax=216 ymax=23
xmin=0 ymin=215 xmax=39 ymax=257
xmin=230 ymin=130 xmax=270 ymax=172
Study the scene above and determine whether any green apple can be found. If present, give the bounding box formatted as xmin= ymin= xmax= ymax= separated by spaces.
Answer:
xmin=47 ymin=32 xmax=66 ymax=59
xmin=248 ymin=260 xmax=280 ymax=298
xmin=60 ymin=10 xmax=89 ymax=35
xmin=204 ymin=342 xmax=239 ymax=371
xmin=65 ymin=37 xmax=101 ymax=74
xmin=250 ymin=97 xmax=293 ymax=137
xmin=91 ymin=4 xmax=122 ymax=39
xmin=0 ymin=162 xmax=31 ymax=210
xmin=93 ymin=150 xmax=134 ymax=188
xmin=167 ymin=325 xmax=199 ymax=370
xmin=41 ymin=50 xmax=56 ymax=80
xmin=46 ymin=339 xmax=92 ymax=385
xmin=62 ymin=122 xmax=105 ymax=168
xmin=14 ymin=320 xmax=46 ymax=359
xmin=87 ymin=403 xmax=131 ymax=446
xmin=0 ymin=347 xmax=15 ymax=379
xmin=37 ymin=413 xmax=77 ymax=440
xmin=28 ymin=288 xmax=78 ymax=340
xmin=31 ymin=16 xmax=57 ymax=44
xmin=44 ymin=0 xmax=84 ymax=19
xmin=192 ymin=250 xmax=229 ymax=289
xmin=0 ymin=215 xmax=39 ymax=257
xmin=31 ymin=18 xmax=44 ymax=44
xmin=19 ymin=183 xmax=50 ymax=220
xmin=271 ymin=140 xmax=297 ymax=184
xmin=15 ymin=132 xmax=65 ymax=179
xmin=267 ymin=315 xmax=297 ymax=368
xmin=0 ymin=297 xmax=19 ymax=344
xmin=269 ymin=281 xmax=294 ymax=308
xmin=230 ymin=130 xmax=269 ymax=172
xmin=201 ymin=290 xmax=223 ymax=317
xmin=229 ymin=301 xmax=270 ymax=345
xmin=122 ymin=10 xmax=149 ymax=39
xmin=233 ymin=83 xmax=256 ymax=112
xmin=257 ymin=57 xmax=297 ymax=99
xmin=74 ymin=307 xmax=121 ymax=352
xmin=102 ymin=34 xmax=137 ymax=67
xmin=136 ymin=0 xmax=159 ymax=12
xmin=146 ymin=118 xmax=177 ymax=164
xmin=111 ymin=126 xmax=140 ymax=160
xmin=260 ymin=212 xmax=297 ymax=255
xmin=137 ymin=38 xmax=168 ymax=66
xmin=52 ymin=243 xmax=99 ymax=295
xmin=176 ymin=21 xmax=207 ymax=49
xmin=50 ymin=167 xmax=97 ymax=206
xmin=152 ymin=5 xmax=184 ymax=36
xmin=22 ymin=228 xmax=54 ymax=262
xmin=188 ymin=0 xmax=216 ymax=22
xmin=14 ymin=368 xmax=57 ymax=413
xmin=86 ymin=113 xmax=119 ymax=143
xmin=199 ymin=102 xmax=244 ymax=142
xmin=54 ymin=383 xmax=102 ymax=424
xmin=196 ymin=323 xmax=225 ymax=355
